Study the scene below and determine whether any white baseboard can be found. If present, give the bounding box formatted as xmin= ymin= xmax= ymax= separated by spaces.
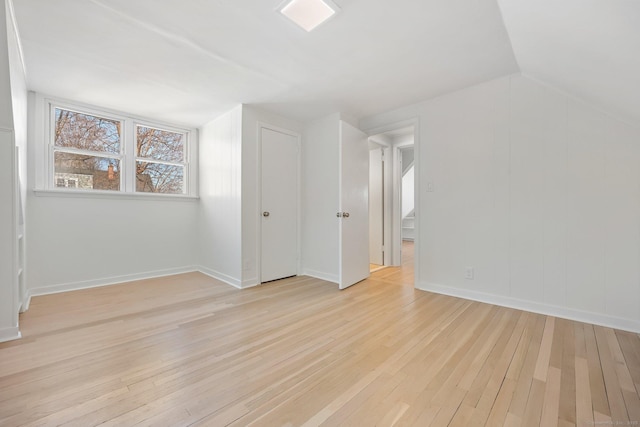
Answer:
xmin=418 ymin=281 xmax=640 ymax=334
xmin=24 ymin=265 xmax=251 ymax=304
xmin=29 ymin=266 xmax=199 ymax=297
xmin=241 ymin=278 xmax=260 ymax=289
xmin=196 ymin=266 xmax=242 ymax=289
xmin=0 ymin=327 xmax=21 ymax=343
xmin=301 ymin=269 xmax=338 ymax=284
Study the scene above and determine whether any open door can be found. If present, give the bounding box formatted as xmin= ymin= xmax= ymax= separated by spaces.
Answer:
xmin=338 ymin=121 xmax=370 ymax=289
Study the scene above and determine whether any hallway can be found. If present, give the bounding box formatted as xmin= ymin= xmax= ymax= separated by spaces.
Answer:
xmin=370 ymin=240 xmax=415 ymax=285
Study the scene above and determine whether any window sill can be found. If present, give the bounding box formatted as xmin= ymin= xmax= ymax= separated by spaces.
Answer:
xmin=33 ymin=188 xmax=199 ymax=202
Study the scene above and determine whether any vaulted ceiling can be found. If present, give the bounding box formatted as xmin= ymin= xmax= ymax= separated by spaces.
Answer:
xmin=11 ymin=0 xmax=640 ymax=127
xmin=498 ymin=0 xmax=640 ymax=126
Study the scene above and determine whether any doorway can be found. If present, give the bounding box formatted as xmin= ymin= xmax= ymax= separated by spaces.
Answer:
xmin=368 ymin=139 xmax=390 ymax=273
xmin=368 ymin=125 xmax=416 ymax=277
xmin=400 ymin=146 xmax=415 ymax=245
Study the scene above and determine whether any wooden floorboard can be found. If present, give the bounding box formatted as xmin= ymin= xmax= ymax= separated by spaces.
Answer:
xmin=1 ymin=242 xmax=639 ymax=426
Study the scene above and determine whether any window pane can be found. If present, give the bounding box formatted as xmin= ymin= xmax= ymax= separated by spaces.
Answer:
xmin=54 ymin=108 xmax=121 ymax=154
xmin=136 ymin=126 xmax=184 ymax=162
xmin=136 ymin=162 xmax=184 ymax=194
xmin=54 ymin=152 xmax=120 ymax=191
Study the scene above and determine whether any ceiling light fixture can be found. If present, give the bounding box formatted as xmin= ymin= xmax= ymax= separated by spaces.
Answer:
xmin=278 ymin=0 xmax=340 ymax=32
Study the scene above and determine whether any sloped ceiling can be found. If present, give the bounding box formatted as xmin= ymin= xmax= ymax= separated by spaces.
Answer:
xmin=498 ymin=0 xmax=640 ymax=125
xmin=11 ymin=0 xmax=639 ymax=127
xmin=12 ymin=0 xmax=518 ymax=126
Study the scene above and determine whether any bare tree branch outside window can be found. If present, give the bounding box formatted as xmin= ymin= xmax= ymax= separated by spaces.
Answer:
xmin=53 ymin=108 xmax=121 ymax=191
xmin=52 ymin=107 xmax=188 ymax=194
xmin=135 ymin=126 xmax=185 ymax=194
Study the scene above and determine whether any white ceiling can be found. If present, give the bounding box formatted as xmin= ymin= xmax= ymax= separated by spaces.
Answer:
xmin=498 ymin=0 xmax=640 ymax=125
xmin=377 ymin=126 xmax=414 ymax=139
xmin=11 ymin=0 xmax=639 ymax=127
xmin=12 ymin=0 xmax=518 ymax=127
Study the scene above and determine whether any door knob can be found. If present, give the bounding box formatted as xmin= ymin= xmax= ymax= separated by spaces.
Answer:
xmin=263 ymin=211 xmax=270 ymax=217
xmin=343 ymin=212 xmax=350 ymax=218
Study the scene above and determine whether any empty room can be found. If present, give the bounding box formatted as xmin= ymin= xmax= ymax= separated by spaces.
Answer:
xmin=1 ymin=0 xmax=639 ymax=426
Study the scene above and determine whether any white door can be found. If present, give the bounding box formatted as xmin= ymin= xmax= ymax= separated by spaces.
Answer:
xmin=339 ymin=121 xmax=370 ymax=289
xmin=261 ymin=127 xmax=298 ymax=283
xmin=369 ymin=148 xmax=384 ymax=265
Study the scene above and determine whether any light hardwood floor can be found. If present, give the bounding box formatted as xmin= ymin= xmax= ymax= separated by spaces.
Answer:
xmin=1 ymin=242 xmax=639 ymax=426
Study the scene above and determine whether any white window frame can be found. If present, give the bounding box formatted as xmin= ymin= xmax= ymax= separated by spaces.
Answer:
xmin=48 ymin=102 xmax=126 ymax=192
xmin=34 ymin=94 xmax=198 ymax=199
xmin=132 ymin=121 xmax=190 ymax=195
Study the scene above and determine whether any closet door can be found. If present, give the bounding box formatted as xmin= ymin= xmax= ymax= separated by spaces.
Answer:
xmin=260 ymin=127 xmax=299 ymax=282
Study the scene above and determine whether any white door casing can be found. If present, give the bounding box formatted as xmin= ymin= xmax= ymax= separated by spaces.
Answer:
xmin=339 ymin=121 xmax=370 ymax=289
xmin=369 ymin=147 xmax=384 ymax=265
xmin=260 ymin=127 xmax=298 ymax=283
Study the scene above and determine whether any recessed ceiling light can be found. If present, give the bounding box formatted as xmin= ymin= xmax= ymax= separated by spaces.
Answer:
xmin=278 ymin=0 xmax=339 ymax=32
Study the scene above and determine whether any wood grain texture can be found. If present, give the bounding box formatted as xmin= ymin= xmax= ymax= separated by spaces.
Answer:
xmin=1 ymin=242 xmax=639 ymax=426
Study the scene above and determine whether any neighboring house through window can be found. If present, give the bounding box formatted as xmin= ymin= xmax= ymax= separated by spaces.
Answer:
xmin=53 ymin=107 xmax=123 ymax=191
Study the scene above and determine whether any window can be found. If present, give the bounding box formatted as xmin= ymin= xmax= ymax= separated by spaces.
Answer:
xmin=53 ymin=108 xmax=122 ymax=191
xmin=136 ymin=125 xmax=185 ymax=194
xmin=42 ymin=100 xmax=195 ymax=197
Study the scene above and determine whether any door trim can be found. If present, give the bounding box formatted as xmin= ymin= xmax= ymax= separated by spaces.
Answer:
xmin=367 ymin=139 xmax=393 ymax=266
xmin=256 ymin=122 xmax=302 ymax=284
xmin=394 ymin=141 xmax=414 ymax=266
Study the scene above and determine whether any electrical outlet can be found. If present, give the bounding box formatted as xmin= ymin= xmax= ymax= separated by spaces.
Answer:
xmin=465 ymin=267 xmax=474 ymax=280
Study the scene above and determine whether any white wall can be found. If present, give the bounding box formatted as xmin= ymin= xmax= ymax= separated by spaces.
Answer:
xmin=240 ymin=106 xmax=302 ymax=287
xmin=22 ymin=101 xmax=302 ymax=298
xmin=25 ymin=91 xmax=198 ymax=296
xmin=401 ymin=165 xmax=414 ymax=219
xmin=198 ymin=106 xmax=243 ymax=287
xmin=6 ymin=0 xmax=25 ymax=209
xmin=300 ymin=113 xmax=340 ymax=282
xmin=26 ymin=196 xmax=197 ymax=294
xmin=6 ymin=0 xmax=26 ymax=312
xmin=401 ymin=148 xmax=414 ymax=173
xmin=0 ymin=131 xmax=17 ymax=342
xmin=361 ymin=74 xmax=640 ymax=332
xmin=0 ymin=0 xmax=11 ymax=131
xmin=0 ymin=0 xmax=21 ymax=341
xmin=198 ymin=105 xmax=302 ymax=288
